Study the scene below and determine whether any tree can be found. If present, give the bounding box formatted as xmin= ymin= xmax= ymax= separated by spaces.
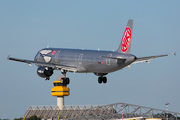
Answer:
xmin=14 ymin=118 xmax=23 ymax=120
xmin=154 ymin=113 xmax=180 ymax=119
xmin=27 ymin=116 xmax=41 ymax=120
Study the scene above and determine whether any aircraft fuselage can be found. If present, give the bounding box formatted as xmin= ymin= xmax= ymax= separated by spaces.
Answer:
xmin=34 ymin=48 xmax=136 ymax=74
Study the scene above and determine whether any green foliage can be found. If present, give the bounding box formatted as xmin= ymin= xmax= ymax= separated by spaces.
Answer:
xmin=27 ymin=116 xmax=41 ymax=120
xmin=14 ymin=118 xmax=23 ymax=120
xmin=154 ymin=113 xmax=180 ymax=119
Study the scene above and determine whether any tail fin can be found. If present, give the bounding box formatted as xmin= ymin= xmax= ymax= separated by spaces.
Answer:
xmin=116 ymin=19 xmax=133 ymax=54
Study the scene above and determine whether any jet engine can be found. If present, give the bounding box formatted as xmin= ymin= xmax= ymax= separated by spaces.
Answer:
xmin=37 ymin=66 xmax=53 ymax=80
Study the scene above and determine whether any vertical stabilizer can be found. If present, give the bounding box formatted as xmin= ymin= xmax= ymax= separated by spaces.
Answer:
xmin=116 ymin=19 xmax=133 ymax=54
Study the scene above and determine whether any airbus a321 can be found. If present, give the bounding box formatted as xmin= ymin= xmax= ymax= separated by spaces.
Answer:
xmin=8 ymin=19 xmax=175 ymax=84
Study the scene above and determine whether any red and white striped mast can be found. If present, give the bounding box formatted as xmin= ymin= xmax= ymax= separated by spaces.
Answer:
xmin=121 ymin=105 xmax=124 ymax=120
xmin=165 ymin=102 xmax=170 ymax=120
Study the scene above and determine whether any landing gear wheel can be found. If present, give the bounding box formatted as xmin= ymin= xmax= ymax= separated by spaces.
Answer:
xmin=98 ymin=77 xmax=102 ymax=84
xmin=61 ymin=77 xmax=70 ymax=84
xmin=66 ymin=78 xmax=70 ymax=84
xmin=45 ymin=78 xmax=50 ymax=80
xmin=61 ymin=70 xmax=70 ymax=84
xmin=102 ymin=77 xmax=107 ymax=83
xmin=61 ymin=78 xmax=65 ymax=83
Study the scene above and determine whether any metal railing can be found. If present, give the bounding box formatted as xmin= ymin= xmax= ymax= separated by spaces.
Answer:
xmin=24 ymin=102 xmax=180 ymax=120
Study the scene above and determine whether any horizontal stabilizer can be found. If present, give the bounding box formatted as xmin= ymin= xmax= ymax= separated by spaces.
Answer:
xmin=133 ymin=52 xmax=176 ymax=64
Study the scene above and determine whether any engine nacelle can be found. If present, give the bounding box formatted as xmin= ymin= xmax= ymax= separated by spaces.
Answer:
xmin=37 ymin=66 xmax=53 ymax=79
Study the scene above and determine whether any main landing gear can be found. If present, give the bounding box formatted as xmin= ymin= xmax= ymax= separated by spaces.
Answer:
xmin=94 ymin=73 xmax=108 ymax=84
xmin=61 ymin=70 xmax=70 ymax=84
xmin=98 ymin=77 xmax=107 ymax=84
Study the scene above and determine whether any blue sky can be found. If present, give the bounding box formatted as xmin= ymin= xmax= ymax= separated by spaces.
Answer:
xmin=0 ymin=0 xmax=180 ymax=119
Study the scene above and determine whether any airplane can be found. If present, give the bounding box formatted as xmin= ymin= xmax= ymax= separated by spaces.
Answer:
xmin=8 ymin=19 xmax=176 ymax=84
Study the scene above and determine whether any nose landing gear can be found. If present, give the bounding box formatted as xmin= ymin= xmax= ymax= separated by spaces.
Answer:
xmin=61 ymin=70 xmax=70 ymax=84
xmin=61 ymin=77 xmax=70 ymax=84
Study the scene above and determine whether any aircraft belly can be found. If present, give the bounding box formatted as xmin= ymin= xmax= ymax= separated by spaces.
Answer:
xmin=82 ymin=59 xmax=120 ymax=73
xmin=73 ymin=50 xmax=134 ymax=73
xmin=84 ymin=66 xmax=120 ymax=73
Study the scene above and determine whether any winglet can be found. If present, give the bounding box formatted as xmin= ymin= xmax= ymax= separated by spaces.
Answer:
xmin=168 ymin=52 xmax=176 ymax=56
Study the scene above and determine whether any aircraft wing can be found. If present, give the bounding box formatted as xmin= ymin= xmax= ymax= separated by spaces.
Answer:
xmin=133 ymin=52 xmax=176 ymax=64
xmin=7 ymin=56 xmax=77 ymax=72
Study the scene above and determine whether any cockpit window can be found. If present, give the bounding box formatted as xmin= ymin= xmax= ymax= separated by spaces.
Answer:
xmin=40 ymin=50 xmax=52 ymax=55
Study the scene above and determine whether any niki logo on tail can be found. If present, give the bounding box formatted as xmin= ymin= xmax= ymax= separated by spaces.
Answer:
xmin=121 ymin=27 xmax=132 ymax=53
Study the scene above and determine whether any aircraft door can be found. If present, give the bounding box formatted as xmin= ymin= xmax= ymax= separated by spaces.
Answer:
xmin=106 ymin=53 xmax=112 ymax=66
xmin=54 ymin=51 xmax=60 ymax=63
xmin=78 ymin=54 xmax=83 ymax=65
